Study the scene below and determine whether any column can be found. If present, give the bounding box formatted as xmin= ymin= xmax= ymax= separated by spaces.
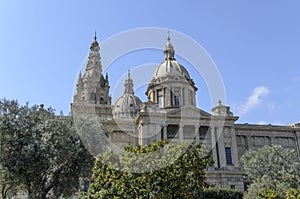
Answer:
xmin=231 ymin=127 xmax=240 ymax=167
xmin=246 ymin=135 xmax=254 ymax=150
xmin=155 ymin=124 xmax=161 ymax=141
xmin=195 ymin=125 xmax=200 ymax=142
xmin=179 ymin=123 xmax=184 ymax=140
xmin=163 ymin=88 xmax=166 ymax=108
xmin=270 ymin=136 xmax=277 ymax=145
xmin=163 ymin=125 xmax=167 ymax=140
xmin=138 ymin=125 xmax=142 ymax=145
xmin=181 ymin=87 xmax=185 ymax=106
xmin=167 ymin=88 xmax=171 ymax=107
xmin=184 ymin=88 xmax=188 ymax=106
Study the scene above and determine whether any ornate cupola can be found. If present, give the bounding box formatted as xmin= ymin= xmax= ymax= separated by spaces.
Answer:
xmin=124 ymin=70 xmax=134 ymax=94
xmin=113 ymin=70 xmax=142 ymax=119
xmin=90 ymin=33 xmax=100 ymax=54
xmin=73 ymin=32 xmax=111 ymax=107
xmin=146 ymin=32 xmax=197 ymax=109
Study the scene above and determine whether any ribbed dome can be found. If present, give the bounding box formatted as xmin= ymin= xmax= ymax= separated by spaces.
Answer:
xmin=113 ymin=94 xmax=142 ymax=118
xmin=152 ymin=59 xmax=191 ymax=80
xmin=152 ymin=32 xmax=191 ymax=81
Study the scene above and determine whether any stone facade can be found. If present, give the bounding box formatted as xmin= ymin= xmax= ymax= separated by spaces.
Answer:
xmin=71 ymin=33 xmax=300 ymax=191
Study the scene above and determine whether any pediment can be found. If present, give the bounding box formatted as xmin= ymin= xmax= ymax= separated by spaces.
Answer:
xmin=166 ymin=105 xmax=211 ymax=118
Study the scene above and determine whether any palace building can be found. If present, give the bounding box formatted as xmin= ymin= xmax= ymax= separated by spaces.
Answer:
xmin=71 ymin=33 xmax=300 ymax=190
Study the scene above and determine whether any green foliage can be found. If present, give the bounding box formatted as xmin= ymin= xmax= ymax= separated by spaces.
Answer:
xmin=241 ymin=145 xmax=300 ymax=199
xmin=0 ymin=165 xmax=23 ymax=199
xmin=254 ymin=188 xmax=300 ymax=199
xmin=79 ymin=140 xmax=213 ymax=198
xmin=196 ymin=188 xmax=243 ymax=199
xmin=0 ymin=99 xmax=94 ymax=199
xmin=258 ymin=188 xmax=283 ymax=199
xmin=286 ymin=188 xmax=300 ymax=199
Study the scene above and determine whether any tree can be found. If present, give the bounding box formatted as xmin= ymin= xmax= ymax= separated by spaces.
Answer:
xmin=0 ymin=99 xmax=94 ymax=199
xmin=241 ymin=145 xmax=300 ymax=199
xmin=79 ymin=140 xmax=213 ymax=198
xmin=0 ymin=165 xmax=24 ymax=199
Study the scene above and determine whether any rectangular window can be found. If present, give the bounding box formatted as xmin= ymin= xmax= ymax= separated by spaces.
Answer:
xmin=167 ymin=125 xmax=179 ymax=139
xmin=172 ymin=88 xmax=180 ymax=107
xmin=157 ymin=90 xmax=163 ymax=108
xmin=225 ymin=147 xmax=233 ymax=165
xmin=174 ymin=95 xmax=179 ymax=107
xmin=199 ymin=126 xmax=209 ymax=140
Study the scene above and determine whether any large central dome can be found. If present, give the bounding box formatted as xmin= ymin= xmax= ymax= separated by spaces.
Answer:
xmin=151 ymin=33 xmax=192 ymax=82
xmin=146 ymin=33 xmax=197 ymax=108
xmin=153 ymin=59 xmax=191 ymax=80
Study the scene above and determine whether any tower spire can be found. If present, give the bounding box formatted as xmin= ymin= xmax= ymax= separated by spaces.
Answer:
xmin=85 ymin=32 xmax=102 ymax=74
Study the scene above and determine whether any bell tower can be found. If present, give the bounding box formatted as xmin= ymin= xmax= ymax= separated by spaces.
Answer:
xmin=72 ymin=33 xmax=112 ymax=118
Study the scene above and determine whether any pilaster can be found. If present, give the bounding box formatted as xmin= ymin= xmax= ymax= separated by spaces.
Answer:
xmin=246 ymin=135 xmax=254 ymax=150
xmin=216 ymin=127 xmax=226 ymax=168
xmin=179 ymin=123 xmax=184 ymax=140
xmin=195 ymin=125 xmax=200 ymax=142
xmin=210 ymin=127 xmax=219 ymax=168
xmin=163 ymin=125 xmax=168 ymax=140
xmin=231 ymin=127 xmax=240 ymax=167
xmin=155 ymin=124 xmax=162 ymax=141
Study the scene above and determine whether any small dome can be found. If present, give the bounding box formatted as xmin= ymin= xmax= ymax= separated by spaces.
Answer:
xmin=113 ymin=70 xmax=142 ymax=119
xmin=113 ymin=94 xmax=142 ymax=118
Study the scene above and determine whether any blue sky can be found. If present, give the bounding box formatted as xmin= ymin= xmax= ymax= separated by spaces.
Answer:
xmin=0 ymin=0 xmax=299 ymax=125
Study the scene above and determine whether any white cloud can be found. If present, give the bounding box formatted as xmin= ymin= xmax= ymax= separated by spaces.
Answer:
xmin=257 ymin=121 xmax=267 ymax=125
xmin=237 ymin=86 xmax=270 ymax=115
